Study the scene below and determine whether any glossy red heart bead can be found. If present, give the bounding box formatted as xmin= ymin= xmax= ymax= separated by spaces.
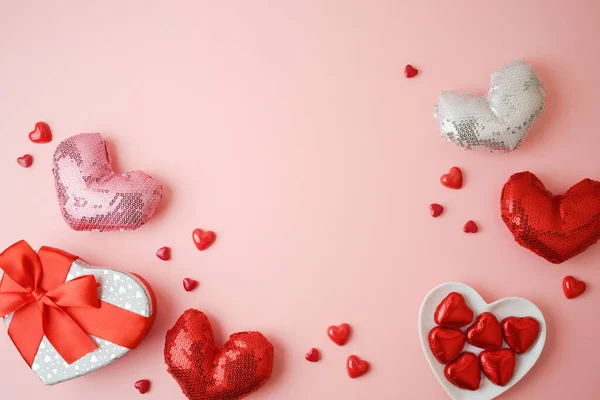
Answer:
xmin=183 ymin=278 xmax=198 ymax=292
xmin=478 ymin=349 xmax=516 ymax=386
xmin=501 ymin=171 xmax=600 ymax=264
xmin=501 ymin=316 xmax=540 ymax=354
xmin=430 ymin=203 xmax=444 ymax=218
xmin=28 ymin=121 xmax=53 ymax=143
xmin=463 ymin=220 xmax=478 ymax=233
xmin=440 ymin=167 xmax=463 ymax=189
xmin=563 ymin=276 xmax=586 ymax=299
xmin=404 ymin=64 xmax=419 ymax=78
xmin=346 ymin=355 xmax=369 ymax=378
xmin=134 ymin=379 xmax=151 ymax=394
xmin=428 ymin=326 xmax=465 ymax=364
xmin=192 ymin=229 xmax=216 ymax=251
xmin=434 ymin=292 xmax=474 ymax=328
xmin=327 ymin=323 xmax=351 ymax=346
xmin=156 ymin=246 xmax=171 ymax=261
xmin=466 ymin=312 xmax=503 ymax=349
xmin=305 ymin=348 xmax=320 ymax=362
xmin=17 ymin=154 xmax=33 ymax=168
xmin=444 ymin=352 xmax=481 ymax=391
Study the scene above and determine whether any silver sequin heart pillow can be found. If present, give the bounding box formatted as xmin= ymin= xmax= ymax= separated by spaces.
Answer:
xmin=434 ymin=60 xmax=545 ymax=152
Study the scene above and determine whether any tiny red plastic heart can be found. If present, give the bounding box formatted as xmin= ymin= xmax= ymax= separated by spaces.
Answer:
xmin=156 ymin=246 xmax=171 ymax=261
xmin=440 ymin=167 xmax=463 ymax=189
xmin=183 ymin=278 xmax=198 ymax=292
xmin=466 ymin=312 xmax=503 ymax=350
xmin=428 ymin=326 xmax=465 ymax=364
xmin=17 ymin=154 xmax=33 ymax=168
xmin=463 ymin=220 xmax=478 ymax=233
xmin=430 ymin=203 xmax=444 ymax=218
xmin=404 ymin=64 xmax=419 ymax=78
xmin=563 ymin=276 xmax=586 ymax=299
xmin=501 ymin=316 xmax=540 ymax=354
xmin=327 ymin=323 xmax=351 ymax=346
xmin=346 ymin=355 xmax=369 ymax=378
xmin=29 ymin=121 xmax=53 ymax=144
xmin=444 ymin=352 xmax=481 ymax=391
xmin=305 ymin=348 xmax=320 ymax=362
xmin=134 ymin=379 xmax=151 ymax=394
xmin=478 ymin=349 xmax=516 ymax=387
xmin=434 ymin=292 xmax=474 ymax=328
xmin=192 ymin=229 xmax=216 ymax=251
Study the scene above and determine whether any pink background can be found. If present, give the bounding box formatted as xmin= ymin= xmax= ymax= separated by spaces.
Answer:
xmin=1 ymin=1 xmax=599 ymax=399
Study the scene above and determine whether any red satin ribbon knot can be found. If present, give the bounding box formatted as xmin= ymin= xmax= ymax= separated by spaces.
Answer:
xmin=0 ymin=241 xmax=154 ymax=367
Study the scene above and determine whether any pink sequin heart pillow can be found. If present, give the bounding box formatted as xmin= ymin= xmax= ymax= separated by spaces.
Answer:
xmin=53 ymin=133 xmax=162 ymax=231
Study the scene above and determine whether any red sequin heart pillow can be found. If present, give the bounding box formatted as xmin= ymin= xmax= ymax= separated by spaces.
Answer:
xmin=501 ymin=171 xmax=600 ymax=264
xmin=165 ymin=309 xmax=274 ymax=400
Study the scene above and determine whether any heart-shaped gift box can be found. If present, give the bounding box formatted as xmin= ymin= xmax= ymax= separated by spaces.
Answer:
xmin=0 ymin=241 xmax=156 ymax=385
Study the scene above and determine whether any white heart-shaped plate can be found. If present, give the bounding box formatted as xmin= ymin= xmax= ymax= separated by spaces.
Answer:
xmin=419 ymin=282 xmax=546 ymax=400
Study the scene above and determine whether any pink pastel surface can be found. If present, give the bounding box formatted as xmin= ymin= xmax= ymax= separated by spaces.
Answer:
xmin=0 ymin=1 xmax=599 ymax=399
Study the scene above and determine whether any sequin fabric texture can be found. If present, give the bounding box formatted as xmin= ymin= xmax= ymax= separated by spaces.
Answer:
xmin=501 ymin=171 xmax=600 ymax=263
xmin=165 ymin=309 xmax=274 ymax=400
xmin=435 ymin=60 xmax=545 ymax=152
xmin=53 ymin=133 xmax=162 ymax=231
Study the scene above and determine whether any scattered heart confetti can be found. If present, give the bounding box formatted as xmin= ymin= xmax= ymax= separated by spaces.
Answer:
xmin=134 ymin=379 xmax=151 ymax=394
xmin=501 ymin=317 xmax=540 ymax=354
xmin=17 ymin=154 xmax=33 ymax=168
xmin=346 ymin=355 xmax=369 ymax=378
xmin=444 ymin=352 xmax=480 ymax=390
xmin=327 ymin=323 xmax=351 ymax=346
xmin=434 ymin=292 xmax=473 ymax=328
xmin=430 ymin=203 xmax=444 ymax=218
xmin=463 ymin=220 xmax=478 ymax=233
xmin=563 ymin=276 xmax=586 ymax=299
xmin=465 ymin=312 xmax=502 ymax=349
xmin=192 ymin=229 xmax=216 ymax=251
xmin=440 ymin=167 xmax=463 ymax=189
xmin=156 ymin=247 xmax=171 ymax=261
xmin=305 ymin=348 xmax=320 ymax=362
xmin=183 ymin=278 xmax=198 ymax=292
xmin=479 ymin=349 xmax=516 ymax=387
xmin=404 ymin=64 xmax=419 ymax=78
xmin=428 ymin=327 xmax=465 ymax=364
xmin=28 ymin=121 xmax=53 ymax=144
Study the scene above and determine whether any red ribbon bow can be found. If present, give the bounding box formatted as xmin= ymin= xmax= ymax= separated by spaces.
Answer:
xmin=0 ymin=241 xmax=154 ymax=366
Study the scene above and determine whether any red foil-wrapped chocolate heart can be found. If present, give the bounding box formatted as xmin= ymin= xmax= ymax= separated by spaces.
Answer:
xmin=444 ymin=352 xmax=481 ymax=391
xmin=428 ymin=327 xmax=465 ymax=364
xmin=501 ymin=171 xmax=600 ymax=264
xmin=465 ymin=312 xmax=503 ymax=350
xmin=501 ymin=316 xmax=540 ymax=354
xmin=164 ymin=309 xmax=274 ymax=400
xmin=478 ymin=349 xmax=516 ymax=386
xmin=434 ymin=292 xmax=474 ymax=328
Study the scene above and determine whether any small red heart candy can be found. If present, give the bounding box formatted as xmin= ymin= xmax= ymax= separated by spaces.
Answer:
xmin=183 ymin=278 xmax=198 ymax=292
xmin=305 ymin=348 xmax=320 ymax=362
xmin=563 ymin=276 xmax=586 ymax=299
xmin=478 ymin=348 xmax=516 ymax=387
xmin=28 ymin=121 xmax=53 ymax=143
xmin=404 ymin=64 xmax=419 ymax=78
xmin=440 ymin=167 xmax=463 ymax=189
xmin=463 ymin=220 xmax=478 ymax=233
xmin=444 ymin=352 xmax=481 ymax=391
xmin=134 ymin=379 xmax=151 ymax=394
xmin=17 ymin=154 xmax=33 ymax=168
xmin=430 ymin=203 xmax=444 ymax=218
xmin=346 ymin=355 xmax=369 ymax=378
xmin=466 ymin=312 xmax=503 ymax=349
xmin=192 ymin=229 xmax=216 ymax=251
xmin=434 ymin=292 xmax=474 ymax=328
xmin=428 ymin=326 xmax=465 ymax=364
xmin=327 ymin=323 xmax=351 ymax=346
xmin=156 ymin=246 xmax=171 ymax=261
xmin=501 ymin=316 xmax=540 ymax=354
